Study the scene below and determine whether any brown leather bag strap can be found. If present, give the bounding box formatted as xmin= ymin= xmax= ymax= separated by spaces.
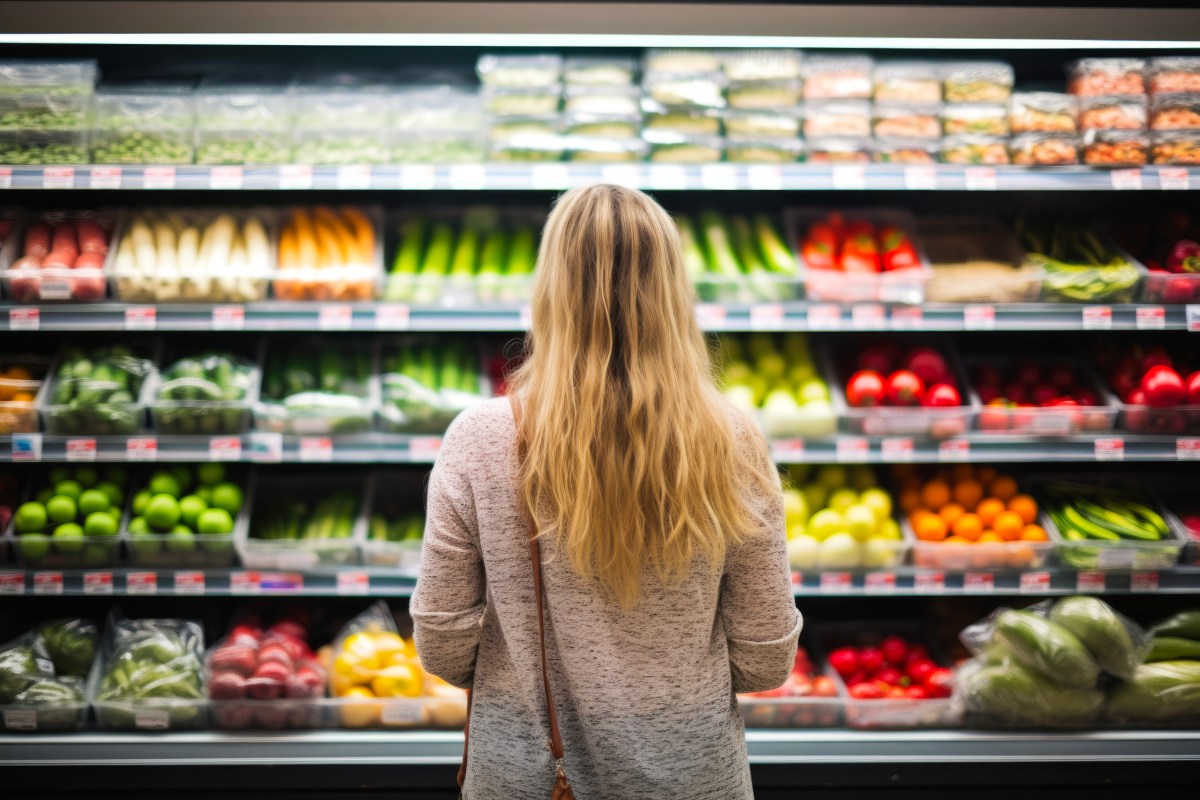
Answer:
xmin=510 ymin=394 xmax=566 ymax=764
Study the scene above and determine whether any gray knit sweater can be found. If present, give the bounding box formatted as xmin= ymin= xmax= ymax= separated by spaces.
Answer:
xmin=411 ymin=398 xmax=802 ymax=800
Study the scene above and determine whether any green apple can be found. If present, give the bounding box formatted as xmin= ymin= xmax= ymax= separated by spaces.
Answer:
xmin=862 ymin=537 xmax=899 ymax=569
xmin=844 ymin=504 xmax=878 ymax=542
xmin=132 ymin=489 xmax=152 ymax=516
xmin=796 ymin=377 xmax=830 ymax=404
xmin=35 ymin=488 xmax=54 ymax=506
xmin=54 ymin=480 xmax=83 ymax=502
xmin=860 ymin=488 xmax=893 ymax=524
xmin=197 ymin=508 xmax=234 ymax=535
xmin=95 ymin=481 xmax=124 ymax=508
xmin=46 ymin=496 xmax=77 ymax=525
xmin=129 ymin=531 xmax=159 ymax=558
xmin=18 ymin=533 xmax=51 ymax=562
xmin=148 ymin=472 xmax=182 ymax=499
xmin=828 ymin=489 xmax=858 ymax=513
xmin=14 ymin=502 xmax=47 ymax=533
xmin=179 ymin=495 xmax=208 ymax=530
xmin=73 ymin=466 xmax=98 ymax=488
xmin=818 ymin=532 xmax=861 ymax=570
xmin=807 ymin=509 xmax=842 ymax=541
xmin=782 ymin=489 xmax=808 ymax=527
xmin=52 ymin=523 xmax=85 ymax=553
xmin=84 ymin=512 xmax=117 ymax=538
xmin=145 ymin=495 xmax=181 ymax=532
xmin=48 ymin=467 xmax=70 ymax=486
xmin=787 ymin=535 xmax=820 ymax=570
xmin=816 ymin=466 xmax=848 ymax=490
xmin=877 ymin=518 xmax=902 ymax=541
xmin=81 ymin=543 xmax=110 ymax=566
xmin=210 ymin=483 xmax=243 ymax=516
xmin=127 ymin=516 xmax=149 ymax=535
xmin=166 ymin=528 xmax=195 ymax=553
xmin=77 ymin=489 xmax=110 ymax=516
xmin=196 ymin=462 xmax=226 ymax=487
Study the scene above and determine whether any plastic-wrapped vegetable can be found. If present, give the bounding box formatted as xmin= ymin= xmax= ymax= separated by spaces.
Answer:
xmin=255 ymin=340 xmax=374 ymax=435
xmin=378 ymin=339 xmax=488 ymax=434
xmin=36 ymin=618 xmax=97 ymax=678
xmin=44 ymin=345 xmax=156 ymax=436
xmin=1048 ymin=596 xmax=1150 ymax=680
xmin=1105 ymin=661 xmax=1200 ymax=724
xmin=151 ymin=351 xmax=258 ymax=435
xmin=0 ymin=631 xmax=54 ymax=704
xmin=959 ymin=660 xmax=1103 ymax=729
xmin=1151 ymin=611 xmax=1200 ymax=641
xmin=963 ymin=606 xmax=1100 ymax=689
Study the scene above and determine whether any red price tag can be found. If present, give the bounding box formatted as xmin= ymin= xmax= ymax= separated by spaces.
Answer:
xmin=0 ymin=573 xmax=24 ymax=595
xmin=278 ymin=164 xmax=313 ymax=189
xmin=890 ymin=305 xmax=923 ymax=329
xmin=83 ymin=572 xmax=113 ymax=595
xmin=299 ymin=437 xmax=334 ymax=462
xmin=89 ymin=166 xmax=121 ymax=189
xmin=937 ymin=439 xmax=970 ymax=462
xmin=337 ymin=164 xmax=372 ymax=190
xmin=0 ymin=167 xmax=12 ymax=188
xmin=209 ymin=436 xmax=242 ymax=461
xmin=318 ymin=304 xmax=353 ymax=330
xmin=230 ymin=571 xmax=261 ymax=595
xmin=126 ymin=437 xmax=157 ymax=462
xmin=33 ymin=572 xmax=63 ymax=595
xmin=337 ymin=572 xmax=370 ymax=595
xmin=695 ymin=303 xmax=728 ymax=330
xmin=864 ymin=572 xmax=896 ymax=594
xmin=1082 ymin=305 xmax=1113 ymax=330
xmin=851 ymin=303 xmax=886 ymax=329
xmin=143 ymin=166 xmax=176 ymax=189
xmin=831 ymin=164 xmax=866 ymax=190
xmin=1159 ymin=167 xmax=1190 ymax=190
xmin=964 ymin=167 xmax=997 ymax=191
xmin=904 ymin=166 xmax=938 ymax=190
xmin=126 ymin=572 xmax=158 ymax=595
xmin=1110 ymin=168 xmax=1143 ymax=190
xmin=836 ymin=437 xmax=869 ymax=462
xmin=819 ymin=572 xmax=853 ymax=594
xmin=174 ymin=571 xmax=205 ymax=595
xmin=212 ymin=305 xmax=245 ymax=330
xmin=410 ymin=436 xmax=443 ymax=462
xmin=124 ymin=306 xmax=156 ymax=330
xmin=807 ymin=304 xmax=841 ymax=330
xmin=399 ymin=165 xmax=436 ymax=190
xmin=374 ymin=304 xmax=410 ymax=330
xmin=42 ymin=166 xmax=75 ymax=189
xmin=963 ymin=304 xmax=995 ymax=330
xmin=9 ymin=307 xmax=39 ymax=331
xmin=1136 ymin=306 xmax=1166 ymax=330
xmin=1177 ymin=438 xmax=1200 ymax=461
xmin=1076 ymin=571 xmax=1106 ymax=593
xmin=1094 ymin=438 xmax=1125 ymax=461
xmin=963 ymin=572 xmax=995 ymax=593
xmin=881 ymin=438 xmax=914 ymax=463
xmin=65 ymin=438 xmax=97 ymax=462
xmin=1020 ymin=571 xmax=1051 ymax=593
xmin=914 ymin=572 xmax=945 ymax=593
xmin=773 ymin=439 xmax=805 ymax=462
xmin=210 ymin=165 xmax=243 ymax=189
xmin=790 ymin=571 xmax=803 ymax=587
xmin=750 ymin=303 xmax=785 ymax=331
xmin=1130 ymin=572 xmax=1159 ymax=592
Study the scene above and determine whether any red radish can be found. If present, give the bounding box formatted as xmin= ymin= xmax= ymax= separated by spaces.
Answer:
xmin=921 ymin=383 xmax=962 ymax=408
xmin=885 ymin=370 xmax=924 ymax=406
xmin=23 ymin=222 xmax=49 ymax=257
xmin=50 ymin=223 xmax=78 ymax=260
xmin=74 ymin=218 xmax=108 ymax=254
xmin=1141 ymin=365 xmax=1186 ymax=407
xmin=905 ymin=347 xmax=948 ymax=386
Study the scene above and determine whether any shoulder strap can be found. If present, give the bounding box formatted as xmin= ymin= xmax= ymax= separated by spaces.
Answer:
xmin=509 ymin=394 xmax=566 ymax=764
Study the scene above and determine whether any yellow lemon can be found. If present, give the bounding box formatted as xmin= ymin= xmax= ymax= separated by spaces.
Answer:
xmin=339 ymin=686 xmax=380 ymax=728
xmin=372 ymin=631 xmax=408 ymax=661
xmin=371 ymin=664 xmax=424 ymax=698
xmin=333 ymin=652 xmax=375 ymax=685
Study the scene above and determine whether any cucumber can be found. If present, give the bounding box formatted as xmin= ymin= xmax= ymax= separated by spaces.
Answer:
xmin=1150 ymin=611 xmax=1200 ymax=641
xmin=1049 ymin=596 xmax=1143 ymax=680
xmin=994 ymin=609 xmax=1100 ymax=688
xmin=962 ymin=662 xmax=1102 ymax=728
xmin=1106 ymin=661 xmax=1200 ymax=724
xmin=1147 ymin=637 xmax=1200 ymax=662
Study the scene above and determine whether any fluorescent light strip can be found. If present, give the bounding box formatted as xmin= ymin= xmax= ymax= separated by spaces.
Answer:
xmin=0 ymin=33 xmax=1197 ymax=49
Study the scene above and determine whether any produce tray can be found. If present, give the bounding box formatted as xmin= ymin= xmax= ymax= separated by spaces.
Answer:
xmin=272 ymin=206 xmax=383 ymax=302
xmin=904 ymin=512 xmax=1057 ymax=571
xmin=1 ymin=209 xmax=116 ymax=304
xmin=821 ymin=338 xmax=977 ymax=439
xmin=965 ymin=356 xmax=1119 ymax=436
xmin=784 ymin=208 xmax=932 ymax=304
xmin=2 ymin=466 xmax=130 ymax=568
xmin=1150 ymin=483 xmax=1200 ymax=567
xmin=359 ymin=469 xmax=425 ymax=572
xmin=1025 ymin=226 xmax=1147 ymax=305
xmin=238 ymin=471 xmax=369 ymax=569
xmin=0 ymin=354 xmax=52 ymax=435
xmin=814 ymin=622 xmax=960 ymax=731
xmin=147 ymin=343 xmax=264 ymax=436
xmin=1032 ymin=475 xmax=1186 ymax=571
xmin=0 ymin=697 xmax=88 ymax=733
xmin=121 ymin=468 xmax=254 ymax=569
xmin=87 ymin=642 xmax=209 ymax=732
xmin=211 ymin=698 xmax=328 ymax=730
xmin=252 ymin=338 xmax=378 ymax=436
xmin=331 ymin=694 xmax=468 ymax=730
xmin=1141 ymin=267 xmax=1200 ymax=304
xmin=736 ymin=691 xmax=843 ymax=729
xmin=39 ymin=342 xmax=160 ymax=437
xmin=374 ymin=338 xmax=493 ymax=436
xmin=916 ymin=216 xmax=1042 ymax=304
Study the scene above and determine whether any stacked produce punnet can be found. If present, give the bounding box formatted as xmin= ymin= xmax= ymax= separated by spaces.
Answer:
xmin=3 ymin=211 xmax=114 ymax=303
xmin=1108 ymin=210 xmax=1200 ymax=305
xmin=677 ymin=211 xmax=799 ymax=302
xmin=1093 ymin=343 xmax=1200 ymax=435
xmin=361 ymin=470 xmax=426 ymax=571
xmin=253 ymin=338 xmax=376 ymax=436
xmin=5 ymin=465 xmax=131 ymax=568
xmin=149 ymin=347 xmax=261 ymax=436
xmin=0 ymin=618 xmax=96 ymax=732
xmin=275 ymin=206 xmax=381 ymax=301
xmin=737 ymin=645 xmax=842 ymax=728
xmin=718 ymin=333 xmax=835 ymax=439
xmin=969 ymin=356 xmax=1118 ymax=436
xmin=0 ymin=356 xmax=50 ymax=436
xmin=239 ymin=470 xmax=369 ymax=569
xmin=1016 ymin=216 xmax=1146 ymax=303
xmin=40 ymin=343 xmax=158 ymax=436
xmin=376 ymin=337 xmax=491 ymax=434
xmin=123 ymin=464 xmax=249 ymax=569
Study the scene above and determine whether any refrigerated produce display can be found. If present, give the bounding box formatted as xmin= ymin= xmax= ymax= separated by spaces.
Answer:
xmin=1 ymin=2 xmax=1200 ymax=797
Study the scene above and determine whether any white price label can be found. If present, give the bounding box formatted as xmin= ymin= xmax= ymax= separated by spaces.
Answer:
xmin=531 ymin=163 xmax=569 ymax=189
xmin=807 ymin=304 xmax=841 ymax=330
xmin=0 ymin=167 xmax=12 ymax=188
xmin=337 ymin=572 xmax=370 ymax=595
xmin=209 ymin=436 xmax=242 ymax=461
xmin=938 ymin=439 xmax=970 ymax=462
xmin=648 ymin=165 xmax=687 ymax=190
xmin=299 ymin=437 xmax=334 ymax=462
xmin=964 ymin=167 xmax=997 ymax=191
xmin=773 ymin=439 xmax=804 ymax=463
xmin=600 ymin=164 xmax=640 ymax=188
xmin=278 ymin=164 xmax=313 ymax=189
xmin=399 ymin=165 xmax=436 ymax=190
xmin=318 ymin=304 xmax=353 ymax=330
xmin=448 ymin=165 xmax=486 ymax=190
xmin=336 ymin=164 xmax=372 ymax=189
xmin=864 ymin=572 xmax=896 ymax=594
xmin=851 ymin=304 xmax=886 ymax=329
xmin=126 ymin=437 xmax=157 ymax=462
xmin=90 ymin=166 xmax=121 ymax=189
xmin=65 ymin=439 xmax=97 ymax=462
xmin=381 ymin=703 xmax=426 ymax=725
xmin=820 ymin=572 xmax=853 ymax=594
xmin=174 ymin=571 xmax=205 ymax=595
xmin=1159 ymin=167 xmax=1190 ymax=190
xmin=3 ymin=709 xmax=37 ymax=731
xmin=127 ymin=572 xmax=158 ymax=595
xmin=881 ymin=438 xmax=915 ymax=462
xmin=248 ymin=432 xmax=282 ymax=463
xmin=1020 ymin=571 xmax=1051 ymax=594
xmin=1131 ymin=572 xmax=1159 ymax=592
xmin=42 ymin=166 xmax=75 ymax=189
xmin=904 ymin=166 xmax=938 ymax=190
xmin=963 ymin=304 xmax=996 ymax=330
xmin=963 ymin=572 xmax=995 ymax=593
xmin=1187 ymin=305 xmax=1200 ymax=332
xmin=1076 ymin=571 xmax=1106 ymax=593
xmin=9 ymin=307 xmax=40 ymax=331
xmin=409 ymin=436 xmax=443 ymax=462
xmin=230 ymin=572 xmax=260 ymax=595
xmin=1136 ymin=307 xmax=1166 ymax=330
xmin=1178 ymin=438 xmax=1200 ymax=461
xmin=209 ymin=165 xmax=243 ymax=189
xmin=700 ymin=164 xmax=738 ymax=190
xmin=836 ymin=437 xmax=869 ymax=462
xmin=38 ymin=278 xmax=70 ymax=301
xmin=695 ymin=303 xmax=727 ymax=330
xmin=519 ymin=304 xmax=533 ymax=329
xmin=143 ymin=166 xmax=176 ymax=189
xmin=746 ymin=164 xmax=783 ymax=190
xmin=0 ymin=573 xmax=25 ymax=595
xmin=831 ymin=165 xmax=866 ymax=190
xmin=33 ymin=572 xmax=63 ymax=595
xmin=374 ymin=303 xmax=410 ymax=330
xmin=135 ymin=710 xmax=170 ymax=730
xmin=890 ymin=305 xmax=924 ymax=329
xmin=83 ymin=572 xmax=113 ymax=595
xmin=749 ymin=303 xmax=785 ymax=331
xmin=211 ymin=305 xmax=245 ymax=330
xmin=12 ymin=433 xmax=42 ymax=462
xmin=914 ymin=572 xmax=945 ymax=593
xmin=124 ymin=306 xmax=156 ymax=330
xmin=1082 ymin=305 xmax=1113 ymax=330
xmin=1094 ymin=438 xmax=1125 ymax=461
xmin=1110 ymin=168 xmax=1143 ymax=190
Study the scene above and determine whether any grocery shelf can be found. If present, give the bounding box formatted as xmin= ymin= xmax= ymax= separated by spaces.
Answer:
xmin=2 ymin=431 xmax=1197 ymax=464
xmin=4 ymin=301 xmax=1199 ymax=333
xmin=3 ymin=565 xmax=1196 ymax=597
xmin=2 ymin=163 xmax=1200 ymax=192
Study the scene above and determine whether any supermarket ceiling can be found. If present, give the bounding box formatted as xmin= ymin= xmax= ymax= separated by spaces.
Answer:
xmin=0 ymin=2 xmax=1199 ymax=46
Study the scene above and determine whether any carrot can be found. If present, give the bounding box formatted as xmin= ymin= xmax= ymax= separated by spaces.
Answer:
xmin=338 ymin=206 xmax=375 ymax=263
xmin=314 ymin=206 xmax=356 ymax=264
xmin=291 ymin=208 xmax=319 ymax=269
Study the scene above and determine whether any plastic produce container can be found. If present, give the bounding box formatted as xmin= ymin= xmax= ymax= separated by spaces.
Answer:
xmin=488 ymin=116 xmax=563 ymax=161
xmin=1078 ymin=94 xmax=1146 ymax=131
xmin=0 ymin=355 xmax=51 ymax=435
xmin=195 ymin=85 xmax=293 ymax=130
xmin=940 ymin=135 xmax=1010 ymax=165
xmin=1148 ymin=92 xmax=1200 ymax=130
xmin=2 ymin=209 xmax=115 ymax=304
xmin=918 ymin=216 xmax=1041 ymax=303
xmin=563 ymin=112 xmax=642 ymax=140
xmin=785 ymin=207 xmax=932 ymax=304
xmin=149 ymin=347 xmax=262 ymax=435
xmin=643 ymin=49 xmax=721 ymax=74
xmin=0 ymin=60 xmax=97 ymax=95
xmin=562 ymin=85 xmax=640 ymax=116
xmin=873 ymin=61 xmax=942 ymax=103
xmin=815 ymin=623 xmax=960 ymax=730
xmin=873 ymin=138 xmax=938 ymax=164
xmin=273 ymin=205 xmax=382 ymax=302
xmin=0 ymin=128 xmax=88 ymax=165
xmin=476 ymin=54 xmax=562 ymax=87
xmin=942 ymin=103 xmax=1009 ymax=136
xmin=566 ymin=136 xmax=645 ymax=163
xmin=0 ymin=93 xmax=90 ymax=129
xmin=41 ymin=343 xmax=158 ymax=436
xmin=966 ymin=355 xmax=1118 ymax=436
xmin=291 ymin=87 xmax=389 ymax=130
xmin=737 ymin=647 xmax=844 ymax=729
xmin=872 ymin=103 xmax=941 ymax=139
xmin=90 ymin=86 xmax=195 ymax=164
xmin=726 ymin=136 xmax=803 ymax=163
xmin=375 ymin=336 xmax=492 ymax=434
xmin=563 ymin=57 xmax=637 ymax=86
xmin=807 ymin=137 xmax=872 ymax=163
xmin=803 ymin=54 xmax=873 ymax=100
xmin=804 ymin=100 xmax=870 ymax=137
xmin=239 ymin=471 xmax=368 ymax=569
xmin=1113 ymin=390 xmax=1200 ymax=436
xmin=291 ymin=129 xmax=388 ymax=165
xmin=942 ymin=62 xmax=1014 ymax=103
xmin=727 ymin=79 xmax=802 ymax=111
xmin=643 ymin=71 xmax=725 ymax=109
xmin=906 ymin=513 xmax=1056 ymax=571
xmin=642 ymin=109 xmax=721 ymax=137
xmin=482 ymin=85 xmax=562 ymax=116
xmin=1009 ymin=92 xmax=1078 ymax=134
xmin=821 ymin=337 xmax=976 ymax=438
xmin=1068 ymin=58 xmax=1146 ymax=96
xmin=1010 ymin=133 xmax=1080 ymax=166
xmin=360 ymin=469 xmax=427 ymax=571
xmin=1147 ymin=57 xmax=1200 ymax=95
xmin=195 ymin=129 xmax=292 ymax=165
xmin=253 ymin=338 xmax=377 ymax=436
xmin=392 ymin=131 xmax=485 ymax=163
xmin=122 ymin=468 xmax=253 ymax=569
xmin=722 ymin=109 xmax=800 ymax=137
xmin=390 ymin=85 xmax=484 ymax=133
xmin=723 ymin=50 xmax=803 ymax=82
xmin=1154 ymin=483 xmax=1200 ymax=566
xmin=1082 ymin=129 xmax=1148 ymax=166
xmin=3 ymin=466 xmax=131 ymax=568
xmin=0 ymin=691 xmax=88 ymax=732
xmin=646 ymin=133 xmax=723 ymax=163
xmin=1151 ymin=130 xmax=1200 ymax=165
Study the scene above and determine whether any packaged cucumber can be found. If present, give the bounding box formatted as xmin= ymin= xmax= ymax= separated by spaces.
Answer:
xmin=377 ymin=337 xmax=489 ymax=434
xmin=150 ymin=350 xmax=260 ymax=435
xmin=254 ymin=340 xmax=374 ymax=435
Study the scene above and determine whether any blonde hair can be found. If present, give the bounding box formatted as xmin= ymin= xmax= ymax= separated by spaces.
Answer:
xmin=509 ymin=184 xmax=778 ymax=608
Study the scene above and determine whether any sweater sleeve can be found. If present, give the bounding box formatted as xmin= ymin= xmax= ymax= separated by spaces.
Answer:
xmin=411 ymin=415 xmax=486 ymax=689
xmin=721 ymin=418 xmax=803 ymax=694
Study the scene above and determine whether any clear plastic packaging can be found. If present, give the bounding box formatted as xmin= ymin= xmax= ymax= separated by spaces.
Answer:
xmin=274 ymin=206 xmax=382 ymax=302
xmin=943 ymin=61 xmax=1014 ymax=103
xmin=566 ymin=136 xmax=646 ymax=163
xmin=291 ymin=129 xmax=388 ymax=165
xmin=390 ymin=85 xmax=484 ymax=132
xmin=482 ymin=84 xmax=562 ymax=116
xmin=91 ymin=612 xmax=208 ymax=731
xmin=563 ymin=57 xmax=636 ymax=86
xmin=1068 ymin=58 xmax=1147 ymax=96
xmin=240 ymin=471 xmax=367 ymax=569
xmin=1105 ymin=661 xmax=1200 ymax=727
xmin=939 ymin=134 xmax=1010 ymax=165
xmin=872 ymin=103 xmax=941 ymax=139
xmin=376 ymin=337 xmax=489 ymax=434
xmin=290 ymin=87 xmax=390 ymax=130
xmin=726 ymin=136 xmax=803 ymax=163
xmin=906 ymin=513 xmax=1055 ymax=571
xmin=642 ymin=109 xmax=721 ymax=137
xmin=737 ymin=645 xmax=843 ymax=729
xmin=361 ymin=470 xmax=426 ymax=571
xmin=646 ymin=133 xmax=723 ymax=163
xmin=1019 ymin=218 xmax=1145 ymax=303
xmin=804 ymin=99 xmax=870 ymax=137
xmin=685 ymin=212 xmax=801 ymax=303
xmin=563 ymin=112 xmax=642 ymax=139
xmin=958 ymin=659 xmax=1104 ymax=730
xmin=93 ymin=86 xmax=193 ymax=130
xmin=562 ymin=84 xmax=639 ymax=115
xmin=643 ymin=49 xmax=721 ymax=74
xmin=194 ymin=85 xmax=293 ymax=131
xmin=476 ymin=54 xmax=562 ymax=88
xmin=722 ymin=109 xmax=800 ymax=137
xmin=643 ymin=71 xmax=725 ymax=109
xmin=803 ymin=54 xmax=874 ymax=100
xmin=1147 ymin=56 xmax=1200 ymax=95
xmin=968 ymin=355 xmax=1117 ymax=436
xmin=254 ymin=338 xmax=376 ymax=436
xmin=43 ymin=343 xmax=156 ymax=436
xmin=1078 ymin=94 xmax=1147 ymax=131
xmin=1010 ymin=91 xmax=1078 ymax=134
xmin=0 ymin=60 xmax=97 ymax=95
xmin=2 ymin=209 xmax=114 ymax=303
xmin=873 ymin=61 xmax=942 ymax=103
xmin=1010 ymin=132 xmax=1080 ymax=166
xmin=723 ymin=49 xmax=803 ymax=82
xmin=0 ymin=355 xmax=50 ymax=435
xmin=0 ymin=128 xmax=88 ymax=165
xmin=942 ymin=103 xmax=1009 ymax=136
xmin=149 ymin=350 xmax=261 ymax=435
xmin=1082 ymin=129 xmax=1148 ymax=166
xmin=727 ymin=79 xmax=802 ymax=111
xmin=0 ymin=621 xmax=94 ymax=732
xmin=391 ymin=131 xmax=485 ymax=163
xmin=195 ymin=129 xmax=292 ymax=165
xmin=1155 ymin=484 xmax=1200 ymax=567
xmin=92 ymin=129 xmax=193 ymax=165
xmin=488 ymin=115 xmax=559 ymax=141
xmin=0 ymin=93 xmax=90 ymax=129
xmin=806 ymin=136 xmax=872 ymax=163
xmin=873 ymin=138 xmax=938 ymax=164
xmin=110 ymin=208 xmax=274 ymax=303
xmin=919 ymin=216 xmax=1040 ymax=303
xmin=1148 ymin=92 xmax=1200 ymax=130
xmin=489 ymin=137 xmax=565 ymax=162
xmin=1151 ymin=130 xmax=1200 ymax=165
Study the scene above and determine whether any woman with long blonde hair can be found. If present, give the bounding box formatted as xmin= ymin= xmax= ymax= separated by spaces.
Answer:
xmin=412 ymin=184 xmax=801 ymax=799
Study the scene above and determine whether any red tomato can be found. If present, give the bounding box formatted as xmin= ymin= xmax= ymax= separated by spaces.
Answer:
xmin=904 ymin=347 xmax=948 ymax=386
xmin=848 ymin=682 xmax=884 ymax=700
xmin=921 ymin=383 xmax=961 ymax=408
xmin=906 ymin=659 xmax=935 ymax=685
xmin=979 ymin=402 xmax=1010 ymax=432
xmin=880 ymin=635 xmax=909 ymax=666
xmin=1141 ymin=365 xmax=1186 ymax=407
xmin=924 ymin=668 xmax=954 ymax=698
xmin=885 ymin=371 xmax=924 ymax=406
xmin=858 ymin=647 xmax=884 ymax=675
xmin=1187 ymin=371 xmax=1200 ymax=405
xmin=827 ymin=647 xmax=859 ymax=677
xmin=886 ymin=686 xmax=908 ymax=699
xmin=813 ymin=676 xmax=838 ymax=698
xmin=875 ymin=667 xmax=902 ymax=687
xmin=846 ymin=370 xmax=886 ymax=408
xmin=844 ymin=671 xmax=868 ymax=687
xmin=1140 ymin=348 xmax=1173 ymax=373
xmin=904 ymin=685 xmax=929 ymax=700
xmin=857 ymin=348 xmax=892 ymax=375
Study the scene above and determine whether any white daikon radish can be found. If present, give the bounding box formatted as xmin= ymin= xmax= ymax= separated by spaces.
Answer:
xmin=130 ymin=218 xmax=157 ymax=277
xmin=243 ymin=215 xmax=271 ymax=275
xmin=222 ymin=231 xmax=247 ymax=300
xmin=153 ymin=220 xmax=180 ymax=301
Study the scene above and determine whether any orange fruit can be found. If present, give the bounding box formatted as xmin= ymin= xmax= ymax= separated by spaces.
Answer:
xmin=10 ymin=392 xmax=33 ymax=403
xmin=5 ymin=367 xmax=31 ymax=382
xmin=993 ymin=511 xmax=1024 ymax=541
xmin=977 ymin=466 xmax=998 ymax=485
xmin=952 ymin=479 xmax=984 ymax=510
xmin=977 ymin=531 xmax=1005 ymax=544
xmin=976 ymin=497 xmax=1006 ymax=527
xmin=1020 ymin=524 xmax=1048 ymax=542
xmin=1007 ymin=494 xmax=1038 ymax=525
xmin=944 ymin=535 xmax=972 ymax=545
xmin=989 ymin=475 xmax=1019 ymax=502
xmin=938 ymin=502 xmax=966 ymax=528
xmin=899 ymin=489 xmax=922 ymax=513
xmin=952 ymin=513 xmax=984 ymax=541
xmin=914 ymin=514 xmax=948 ymax=542
xmin=1007 ymin=544 xmax=1036 ymax=569
xmin=921 ymin=480 xmax=951 ymax=510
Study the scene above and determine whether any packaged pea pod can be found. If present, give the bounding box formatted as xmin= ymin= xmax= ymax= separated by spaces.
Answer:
xmin=43 ymin=343 xmax=157 ymax=436
xmin=0 ymin=621 xmax=94 ymax=731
